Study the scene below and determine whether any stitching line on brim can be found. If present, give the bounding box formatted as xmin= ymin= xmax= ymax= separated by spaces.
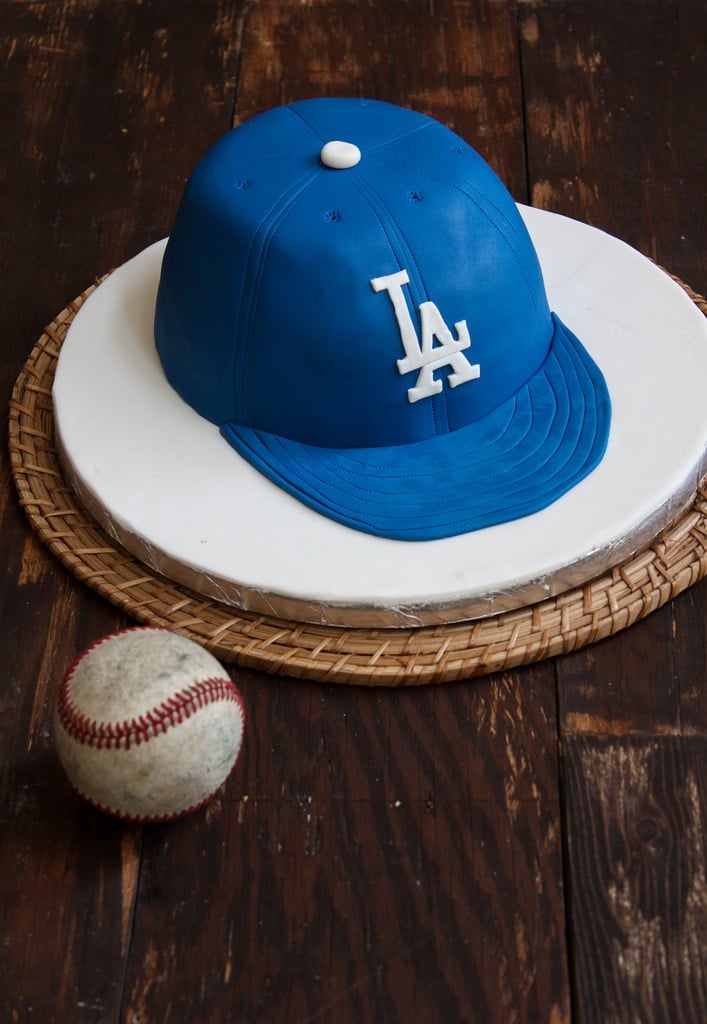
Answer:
xmin=225 ymin=387 xmax=588 ymax=534
xmin=235 ymin=372 xmax=567 ymax=514
xmin=222 ymin=319 xmax=609 ymax=536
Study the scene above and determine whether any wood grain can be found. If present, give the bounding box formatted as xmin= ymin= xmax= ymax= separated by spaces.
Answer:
xmin=517 ymin=0 xmax=707 ymax=287
xmin=563 ymin=736 xmax=707 ymax=1024
xmin=0 ymin=1 xmax=705 ymax=1022
xmin=518 ymin=0 xmax=707 ymax=740
xmin=0 ymin=2 xmax=239 ymax=1020
xmin=120 ymin=668 xmax=569 ymax=1024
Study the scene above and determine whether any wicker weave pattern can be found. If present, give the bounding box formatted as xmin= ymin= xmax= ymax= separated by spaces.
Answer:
xmin=8 ymin=276 xmax=707 ymax=686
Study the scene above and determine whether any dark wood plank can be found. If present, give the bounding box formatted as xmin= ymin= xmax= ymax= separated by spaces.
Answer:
xmin=518 ymin=0 xmax=707 ymax=739
xmin=1 ymin=0 xmax=246 ymax=343
xmin=670 ymin=583 xmax=707 ymax=733
xmin=518 ymin=5 xmax=707 ymax=1021
xmin=121 ymin=669 xmax=570 ymax=1024
xmin=517 ymin=0 xmax=707 ymax=288
xmin=0 ymin=1 xmax=246 ymax=1020
xmin=563 ymin=735 xmax=707 ymax=1024
xmin=0 ymin=549 xmax=136 ymax=1021
xmin=554 ymin=595 xmax=707 ymax=737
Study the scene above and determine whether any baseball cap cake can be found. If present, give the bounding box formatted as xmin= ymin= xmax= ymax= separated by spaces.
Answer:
xmin=154 ymin=98 xmax=611 ymax=540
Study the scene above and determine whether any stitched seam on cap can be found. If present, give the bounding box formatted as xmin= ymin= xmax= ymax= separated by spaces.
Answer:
xmin=288 ymin=101 xmax=435 ymax=153
xmin=433 ymin=174 xmax=544 ymax=317
xmin=236 ymin=171 xmax=324 ymax=419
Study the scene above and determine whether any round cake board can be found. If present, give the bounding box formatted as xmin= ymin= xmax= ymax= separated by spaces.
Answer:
xmin=9 ymin=211 xmax=707 ymax=685
xmin=51 ymin=207 xmax=707 ymax=627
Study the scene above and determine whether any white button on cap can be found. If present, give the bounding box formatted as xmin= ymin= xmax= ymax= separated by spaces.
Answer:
xmin=320 ymin=141 xmax=361 ymax=169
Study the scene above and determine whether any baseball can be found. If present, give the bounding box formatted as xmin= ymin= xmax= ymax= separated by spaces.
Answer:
xmin=54 ymin=627 xmax=245 ymax=822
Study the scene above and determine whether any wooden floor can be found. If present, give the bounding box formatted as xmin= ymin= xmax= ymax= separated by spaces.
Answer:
xmin=2 ymin=2 xmax=705 ymax=1021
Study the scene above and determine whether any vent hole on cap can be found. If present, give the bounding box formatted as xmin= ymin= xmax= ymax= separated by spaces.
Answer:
xmin=324 ymin=209 xmax=342 ymax=223
xmin=407 ymin=190 xmax=424 ymax=203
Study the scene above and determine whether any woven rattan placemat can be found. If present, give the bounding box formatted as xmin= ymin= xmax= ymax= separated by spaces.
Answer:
xmin=8 ymin=276 xmax=707 ymax=686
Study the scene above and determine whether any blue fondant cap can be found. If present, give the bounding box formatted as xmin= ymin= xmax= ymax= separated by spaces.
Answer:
xmin=155 ymin=98 xmax=611 ymax=540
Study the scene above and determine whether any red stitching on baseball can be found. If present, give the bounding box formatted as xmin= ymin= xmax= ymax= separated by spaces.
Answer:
xmin=57 ymin=630 xmax=244 ymax=751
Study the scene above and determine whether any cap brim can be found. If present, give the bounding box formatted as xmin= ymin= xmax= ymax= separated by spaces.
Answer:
xmin=221 ymin=315 xmax=611 ymax=541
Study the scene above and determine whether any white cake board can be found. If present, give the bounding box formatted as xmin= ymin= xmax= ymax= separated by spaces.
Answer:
xmin=52 ymin=207 xmax=707 ymax=627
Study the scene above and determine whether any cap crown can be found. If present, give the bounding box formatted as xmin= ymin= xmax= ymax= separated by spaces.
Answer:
xmin=155 ymin=98 xmax=554 ymax=449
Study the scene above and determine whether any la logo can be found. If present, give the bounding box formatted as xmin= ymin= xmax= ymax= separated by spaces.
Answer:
xmin=371 ymin=270 xmax=480 ymax=404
